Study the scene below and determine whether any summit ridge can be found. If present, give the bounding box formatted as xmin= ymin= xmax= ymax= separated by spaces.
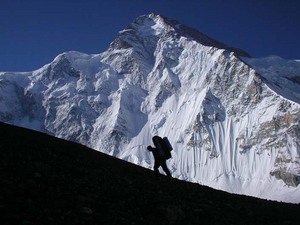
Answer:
xmin=112 ymin=13 xmax=250 ymax=57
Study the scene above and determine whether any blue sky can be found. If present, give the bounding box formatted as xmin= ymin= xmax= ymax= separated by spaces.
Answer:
xmin=1 ymin=0 xmax=299 ymax=72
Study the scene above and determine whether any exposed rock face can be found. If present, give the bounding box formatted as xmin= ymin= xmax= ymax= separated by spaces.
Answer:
xmin=0 ymin=14 xmax=300 ymax=202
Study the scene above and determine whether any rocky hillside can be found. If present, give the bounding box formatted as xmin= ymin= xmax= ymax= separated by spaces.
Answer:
xmin=0 ymin=122 xmax=299 ymax=225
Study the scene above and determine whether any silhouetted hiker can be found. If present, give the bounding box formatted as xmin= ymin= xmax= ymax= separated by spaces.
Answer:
xmin=147 ymin=136 xmax=172 ymax=178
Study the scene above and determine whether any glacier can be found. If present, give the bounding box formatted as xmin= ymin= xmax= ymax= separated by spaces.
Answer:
xmin=1 ymin=13 xmax=300 ymax=203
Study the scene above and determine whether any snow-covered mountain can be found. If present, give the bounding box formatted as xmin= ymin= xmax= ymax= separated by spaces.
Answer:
xmin=1 ymin=13 xmax=300 ymax=203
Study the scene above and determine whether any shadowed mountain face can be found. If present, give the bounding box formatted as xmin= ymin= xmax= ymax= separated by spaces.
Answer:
xmin=0 ymin=122 xmax=299 ymax=225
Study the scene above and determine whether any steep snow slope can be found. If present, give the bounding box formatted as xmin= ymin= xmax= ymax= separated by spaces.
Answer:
xmin=0 ymin=14 xmax=299 ymax=203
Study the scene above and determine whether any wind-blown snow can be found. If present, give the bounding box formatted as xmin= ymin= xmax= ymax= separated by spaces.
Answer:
xmin=1 ymin=14 xmax=300 ymax=203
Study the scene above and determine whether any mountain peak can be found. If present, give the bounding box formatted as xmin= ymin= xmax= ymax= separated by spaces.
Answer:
xmin=111 ymin=13 xmax=250 ymax=57
xmin=109 ymin=13 xmax=170 ymax=50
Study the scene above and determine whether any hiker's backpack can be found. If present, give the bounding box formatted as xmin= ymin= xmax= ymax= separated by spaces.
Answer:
xmin=152 ymin=136 xmax=173 ymax=159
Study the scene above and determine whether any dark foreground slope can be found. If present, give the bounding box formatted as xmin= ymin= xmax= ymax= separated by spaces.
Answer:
xmin=0 ymin=122 xmax=299 ymax=225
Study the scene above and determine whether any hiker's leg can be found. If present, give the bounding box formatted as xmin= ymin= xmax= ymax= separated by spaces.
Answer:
xmin=153 ymin=160 xmax=160 ymax=176
xmin=161 ymin=160 xmax=171 ymax=178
